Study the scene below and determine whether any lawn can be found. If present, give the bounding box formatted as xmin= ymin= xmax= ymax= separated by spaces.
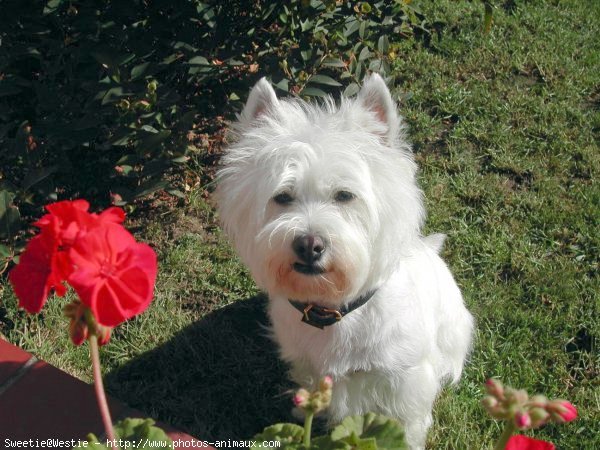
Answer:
xmin=1 ymin=0 xmax=598 ymax=448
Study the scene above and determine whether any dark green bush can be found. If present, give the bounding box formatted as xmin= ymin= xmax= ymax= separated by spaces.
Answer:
xmin=0 ymin=0 xmax=430 ymax=261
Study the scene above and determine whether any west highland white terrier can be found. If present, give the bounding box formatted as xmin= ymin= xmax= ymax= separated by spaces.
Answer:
xmin=216 ymin=74 xmax=474 ymax=449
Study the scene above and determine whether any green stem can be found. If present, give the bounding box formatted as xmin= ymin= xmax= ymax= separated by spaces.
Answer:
xmin=493 ymin=421 xmax=515 ymax=450
xmin=89 ymin=332 xmax=118 ymax=449
xmin=303 ymin=410 xmax=314 ymax=448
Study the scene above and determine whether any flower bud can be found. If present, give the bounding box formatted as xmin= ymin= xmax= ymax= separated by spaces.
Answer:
xmin=528 ymin=395 xmax=548 ymax=408
xmin=481 ymin=395 xmax=498 ymax=410
xmin=506 ymin=388 xmax=528 ymax=405
xmin=118 ymin=99 xmax=130 ymax=110
xmin=309 ymin=391 xmax=331 ymax=413
xmin=319 ymin=387 xmax=332 ymax=409
xmin=485 ymin=378 xmax=504 ymax=400
xmin=320 ymin=375 xmax=333 ymax=392
xmin=293 ymin=388 xmax=310 ymax=408
xmin=69 ymin=318 xmax=89 ymax=346
xmin=110 ymin=192 xmax=123 ymax=205
xmin=514 ymin=410 xmax=532 ymax=429
xmin=65 ymin=301 xmax=89 ymax=346
xmin=134 ymin=100 xmax=151 ymax=110
xmin=96 ymin=324 xmax=112 ymax=346
xmin=529 ymin=407 xmax=550 ymax=428
xmin=547 ymin=400 xmax=577 ymax=423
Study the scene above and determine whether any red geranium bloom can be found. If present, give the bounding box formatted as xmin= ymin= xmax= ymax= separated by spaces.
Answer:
xmin=9 ymin=200 xmax=130 ymax=315
xmin=505 ymin=435 xmax=555 ymax=450
xmin=35 ymin=199 xmax=125 ymax=249
xmin=9 ymin=220 xmax=66 ymax=313
xmin=67 ymin=223 xmax=157 ymax=327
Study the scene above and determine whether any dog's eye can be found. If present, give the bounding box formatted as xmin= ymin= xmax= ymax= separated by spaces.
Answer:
xmin=273 ymin=192 xmax=294 ymax=205
xmin=334 ymin=190 xmax=355 ymax=202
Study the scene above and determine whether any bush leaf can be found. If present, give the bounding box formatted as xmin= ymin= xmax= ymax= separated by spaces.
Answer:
xmin=0 ymin=190 xmax=21 ymax=240
xmin=308 ymin=75 xmax=343 ymax=87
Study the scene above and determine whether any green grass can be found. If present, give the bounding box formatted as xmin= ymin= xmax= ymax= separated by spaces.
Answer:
xmin=1 ymin=0 xmax=599 ymax=448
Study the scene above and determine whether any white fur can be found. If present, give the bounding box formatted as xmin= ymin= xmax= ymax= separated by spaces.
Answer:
xmin=216 ymin=74 xmax=474 ymax=449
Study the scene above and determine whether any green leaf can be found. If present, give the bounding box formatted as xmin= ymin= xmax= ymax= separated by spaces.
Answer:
xmin=344 ymin=19 xmax=360 ymax=37
xmin=21 ymin=165 xmax=59 ymax=191
xmin=253 ymin=423 xmax=304 ymax=448
xmin=99 ymin=87 xmax=129 ymax=105
xmin=273 ymin=78 xmax=290 ymax=92
xmin=300 ymin=87 xmax=328 ymax=97
xmin=301 ymin=18 xmax=314 ymax=32
xmin=358 ymin=47 xmax=372 ymax=61
xmin=321 ymin=58 xmax=346 ymax=68
xmin=311 ymin=436 xmax=353 ymax=450
xmin=134 ymin=179 xmax=169 ymax=198
xmin=115 ymin=418 xmax=172 ymax=444
xmin=187 ymin=56 xmax=210 ymax=65
xmin=331 ymin=414 xmax=406 ymax=450
xmin=308 ymin=75 xmax=342 ymax=87
xmin=301 ymin=49 xmax=313 ymax=62
xmin=0 ymin=244 xmax=11 ymax=258
xmin=44 ymin=0 xmax=65 ymax=14
xmin=137 ymin=130 xmax=171 ymax=152
xmin=131 ymin=62 xmax=151 ymax=80
xmin=166 ymin=189 xmax=186 ymax=198
xmin=0 ymin=190 xmax=21 ymax=240
xmin=344 ymin=83 xmax=360 ymax=97
xmin=355 ymin=61 xmax=363 ymax=80
xmin=77 ymin=418 xmax=172 ymax=449
xmin=359 ymin=21 xmax=369 ymax=39
xmin=377 ymin=35 xmax=389 ymax=53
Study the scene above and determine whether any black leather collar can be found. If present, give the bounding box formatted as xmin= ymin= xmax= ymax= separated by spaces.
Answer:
xmin=288 ymin=289 xmax=378 ymax=329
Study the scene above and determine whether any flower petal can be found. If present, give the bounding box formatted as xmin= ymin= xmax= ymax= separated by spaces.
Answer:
xmin=505 ymin=435 xmax=555 ymax=450
xmin=9 ymin=233 xmax=55 ymax=313
xmin=99 ymin=206 xmax=126 ymax=224
xmin=67 ymin=223 xmax=157 ymax=327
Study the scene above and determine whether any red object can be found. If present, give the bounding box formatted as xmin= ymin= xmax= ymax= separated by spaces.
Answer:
xmin=554 ymin=400 xmax=578 ymax=422
xmin=515 ymin=411 xmax=532 ymax=429
xmin=505 ymin=435 xmax=555 ymax=450
xmin=8 ymin=228 xmax=64 ymax=313
xmin=68 ymin=223 xmax=157 ymax=327
xmin=9 ymin=199 xmax=157 ymax=335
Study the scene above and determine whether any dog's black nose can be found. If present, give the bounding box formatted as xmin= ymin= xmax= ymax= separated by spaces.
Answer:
xmin=293 ymin=234 xmax=325 ymax=264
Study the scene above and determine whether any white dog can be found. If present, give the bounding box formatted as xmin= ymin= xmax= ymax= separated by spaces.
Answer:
xmin=216 ymin=74 xmax=474 ymax=449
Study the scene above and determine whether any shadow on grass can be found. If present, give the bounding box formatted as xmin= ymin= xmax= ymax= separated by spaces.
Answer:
xmin=104 ymin=294 xmax=295 ymax=441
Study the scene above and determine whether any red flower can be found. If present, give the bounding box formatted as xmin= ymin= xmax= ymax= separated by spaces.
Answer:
xmin=10 ymin=200 xmax=130 ymax=314
xmin=9 ymin=223 xmax=66 ymax=313
xmin=36 ymin=199 xmax=124 ymax=250
xmin=505 ymin=435 xmax=555 ymax=450
xmin=67 ymin=223 xmax=157 ymax=327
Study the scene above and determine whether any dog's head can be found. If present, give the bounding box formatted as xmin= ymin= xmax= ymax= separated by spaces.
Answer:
xmin=216 ymin=74 xmax=424 ymax=307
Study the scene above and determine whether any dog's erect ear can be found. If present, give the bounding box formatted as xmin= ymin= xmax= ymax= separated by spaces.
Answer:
xmin=240 ymin=77 xmax=280 ymax=123
xmin=357 ymin=73 xmax=398 ymax=139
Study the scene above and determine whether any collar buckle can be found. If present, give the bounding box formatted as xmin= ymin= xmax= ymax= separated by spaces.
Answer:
xmin=288 ymin=289 xmax=378 ymax=329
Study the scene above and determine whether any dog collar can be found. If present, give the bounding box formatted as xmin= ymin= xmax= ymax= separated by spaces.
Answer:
xmin=288 ymin=289 xmax=378 ymax=329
